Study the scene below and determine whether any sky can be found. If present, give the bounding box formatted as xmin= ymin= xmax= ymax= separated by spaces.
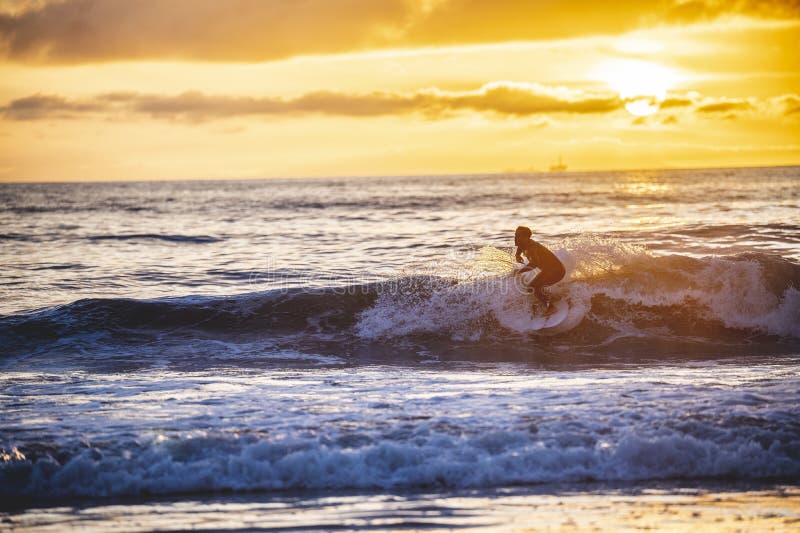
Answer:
xmin=0 ymin=0 xmax=798 ymax=181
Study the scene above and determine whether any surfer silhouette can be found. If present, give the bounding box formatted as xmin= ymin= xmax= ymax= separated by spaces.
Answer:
xmin=514 ymin=226 xmax=565 ymax=316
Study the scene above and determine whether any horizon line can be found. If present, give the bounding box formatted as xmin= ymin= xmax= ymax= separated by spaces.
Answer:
xmin=1 ymin=162 xmax=797 ymax=185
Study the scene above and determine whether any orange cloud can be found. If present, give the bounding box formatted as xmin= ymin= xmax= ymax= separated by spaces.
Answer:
xmin=0 ymin=83 xmax=624 ymax=121
xmin=0 ymin=0 xmax=797 ymax=64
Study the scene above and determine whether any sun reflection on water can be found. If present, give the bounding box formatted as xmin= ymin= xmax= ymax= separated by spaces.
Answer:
xmin=619 ymin=181 xmax=671 ymax=195
xmin=616 ymin=173 xmax=672 ymax=196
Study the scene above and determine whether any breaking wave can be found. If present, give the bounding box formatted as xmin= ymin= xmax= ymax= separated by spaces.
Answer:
xmin=1 ymin=239 xmax=798 ymax=361
xmin=357 ymin=239 xmax=800 ymax=341
xmin=2 ymin=390 xmax=798 ymax=499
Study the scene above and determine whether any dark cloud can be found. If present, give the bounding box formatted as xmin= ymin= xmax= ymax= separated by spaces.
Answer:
xmin=0 ymin=93 xmax=104 ymax=119
xmin=0 ymin=83 xmax=624 ymax=121
xmin=0 ymin=0 xmax=411 ymax=63
xmin=0 ymin=0 xmax=797 ymax=64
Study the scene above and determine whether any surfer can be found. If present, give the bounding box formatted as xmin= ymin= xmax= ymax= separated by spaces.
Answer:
xmin=514 ymin=226 xmax=565 ymax=316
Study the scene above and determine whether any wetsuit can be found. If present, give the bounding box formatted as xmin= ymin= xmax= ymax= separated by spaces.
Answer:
xmin=515 ymin=239 xmax=566 ymax=307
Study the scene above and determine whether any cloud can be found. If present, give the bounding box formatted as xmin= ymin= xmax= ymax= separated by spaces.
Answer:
xmin=0 ymin=93 xmax=104 ymax=119
xmin=1 ymin=0 xmax=797 ymax=64
xmin=655 ymin=94 xmax=757 ymax=116
xmin=0 ymin=1 xmax=56 ymax=16
xmin=655 ymin=93 xmax=800 ymax=119
xmin=653 ymin=92 xmax=800 ymax=119
xmin=436 ymin=82 xmax=622 ymax=116
xmin=695 ymin=98 xmax=753 ymax=113
xmin=0 ymin=83 xmax=624 ymax=121
xmin=666 ymin=0 xmax=799 ymax=23
xmin=777 ymin=94 xmax=800 ymax=115
xmin=659 ymin=96 xmax=694 ymax=109
xmin=8 ymin=87 xmax=791 ymax=124
xmin=0 ymin=0 xmax=412 ymax=63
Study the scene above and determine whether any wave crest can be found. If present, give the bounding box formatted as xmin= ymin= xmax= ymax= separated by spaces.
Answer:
xmin=356 ymin=240 xmax=800 ymax=341
xmin=2 ymin=240 xmax=798 ymax=361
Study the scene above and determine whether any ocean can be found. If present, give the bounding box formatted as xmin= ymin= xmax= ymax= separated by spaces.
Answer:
xmin=1 ymin=167 xmax=799 ymax=530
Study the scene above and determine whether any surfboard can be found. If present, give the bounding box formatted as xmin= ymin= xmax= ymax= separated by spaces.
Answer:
xmin=529 ymin=299 xmax=569 ymax=330
xmin=513 ymin=264 xmax=570 ymax=331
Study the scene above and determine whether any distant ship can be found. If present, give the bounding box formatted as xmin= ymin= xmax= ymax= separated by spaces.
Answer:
xmin=549 ymin=156 xmax=567 ymax=172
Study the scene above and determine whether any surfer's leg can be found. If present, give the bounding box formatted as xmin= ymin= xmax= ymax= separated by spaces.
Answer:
xmin=529 ymin=273 xmax=552 ymax=307
xmin=517 ymin=264 xmax=535 ymax=276
xmin=530 ymin=269 xmax=565 ymax=314
xmin=533 ymin=283 xmax=551 ymax=307
xmin=516 ymin=264 xmax=536 ymax=293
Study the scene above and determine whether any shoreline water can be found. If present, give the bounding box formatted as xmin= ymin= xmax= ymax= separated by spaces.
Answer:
xmin=4 ymin=482 xmax=799 ymax=531
xmin=3 ymin=359 xmax=798 ymax=502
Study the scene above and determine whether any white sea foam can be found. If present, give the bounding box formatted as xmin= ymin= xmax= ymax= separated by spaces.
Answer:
xmin=2 ymin=363 xmax=798 ymax=499
xmin=356 ymin=239 xmax=800 ymax=340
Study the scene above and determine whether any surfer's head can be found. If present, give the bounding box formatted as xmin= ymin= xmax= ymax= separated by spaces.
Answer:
xmin=514 ymin=226 xmax=532 ymax=246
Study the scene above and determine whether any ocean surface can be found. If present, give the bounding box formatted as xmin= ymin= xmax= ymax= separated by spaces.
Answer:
xmin=1 ymin=167 xmax=799 ymax=528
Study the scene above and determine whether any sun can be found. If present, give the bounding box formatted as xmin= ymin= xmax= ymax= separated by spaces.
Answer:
xmin=591 ymin=59 xmax=681 ymax=116
xmin=625 ymin=99 xmax=659 ymax=117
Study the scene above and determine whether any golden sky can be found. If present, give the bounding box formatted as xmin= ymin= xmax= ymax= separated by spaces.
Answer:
xmin=0 ymin=0 xmax=798 ymax=181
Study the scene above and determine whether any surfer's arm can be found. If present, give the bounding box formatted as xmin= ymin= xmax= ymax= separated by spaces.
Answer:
xmin=515 ymin=246 xmax=524 ymax=263
xmin=522 ymin=245 xmax=540 ymax=268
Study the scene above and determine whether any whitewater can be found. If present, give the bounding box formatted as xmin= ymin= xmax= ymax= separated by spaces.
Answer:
xmin=1 ymin=167 xmax=799 ymax=528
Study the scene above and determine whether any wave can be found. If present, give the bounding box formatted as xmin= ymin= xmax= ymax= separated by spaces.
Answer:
xmin=0 ymin=232 xmax=222 ymax=244
xmin=0 ymin=286 xmax=377 ymax=358
xmin=670 ymin=222 xmax=800 ymax=240
xmin=1 ymin=240 xmax=798 ymax=360
xmin=356 ymin=240 xmax=800 ymax=341
xmin=2 ymin=404 xmax=798 ymax=499
xmin=86 ymin=233 xmax=222 ymax=244
xmin=1 ymin=203 xmax=153 ymax=215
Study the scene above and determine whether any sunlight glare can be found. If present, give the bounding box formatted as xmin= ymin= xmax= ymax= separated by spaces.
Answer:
xmin=625 ymin=99 xmax=659 ymax=117
xmin=591 ymin=59 xmax=681 ymax=116
xmin=613 ymin=38 xmax=664 ymax=55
